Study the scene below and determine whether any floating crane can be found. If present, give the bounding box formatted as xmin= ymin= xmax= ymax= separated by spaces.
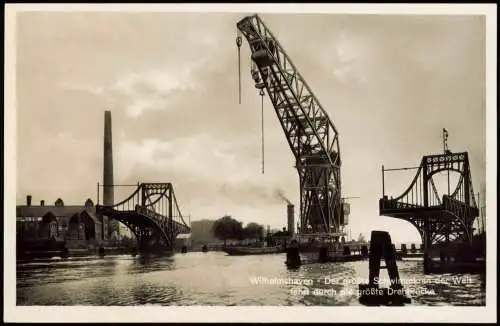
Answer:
xmin=236 ymin=14 xmax=346 ymax=239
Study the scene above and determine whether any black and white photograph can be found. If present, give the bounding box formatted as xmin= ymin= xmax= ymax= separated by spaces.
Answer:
xmin=3 ymin=3 xmax=496 ymax=323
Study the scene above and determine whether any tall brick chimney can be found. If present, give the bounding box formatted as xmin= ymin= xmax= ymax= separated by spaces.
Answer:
xmin=26 ymin=195 xmax=32 ymax=206
xmin=103 ymin=110 xmax=119 ymax=239
xmin=103 ymin=110 xmax=114 ymax=207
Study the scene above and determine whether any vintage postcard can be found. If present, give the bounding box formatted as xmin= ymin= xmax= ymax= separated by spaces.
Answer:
xmin=3 ymin=3 xmax=497 ymax=323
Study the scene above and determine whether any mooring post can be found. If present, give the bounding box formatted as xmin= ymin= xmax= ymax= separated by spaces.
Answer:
xmin=361 ymin=245 xmax=369 ymax=258
xmin=319 ymin=246 xmax=328 ymax=262
xmin=385 ymin=238 xmax=403 ymax=290
xmin=359 ymin=230 xmax=410 ymax=305
xmin=423 ymin=228 xmax=431 ymax=274
xmin=285 ymin=239 xmax=301 ymax=268
xmin=368 ymin=231 xmax=383 ymax=286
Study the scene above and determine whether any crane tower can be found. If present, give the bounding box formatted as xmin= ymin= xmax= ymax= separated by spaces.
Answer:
xmin=236 ymin=14 xmax=347 ymax=238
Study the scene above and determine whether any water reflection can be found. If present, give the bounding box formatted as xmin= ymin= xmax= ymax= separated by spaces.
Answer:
xmin=17 ymin=252 xmax=485 ymax=306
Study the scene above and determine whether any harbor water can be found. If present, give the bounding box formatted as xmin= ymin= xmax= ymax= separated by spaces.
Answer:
xmin=17 ymin=251 xmax=485 ymax=306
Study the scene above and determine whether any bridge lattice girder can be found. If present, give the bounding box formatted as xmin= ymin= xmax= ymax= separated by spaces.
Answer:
xmin=379 ymin=152 xmax=479 ymax=248
xmin=96 ymin=183 xmax=190 ymax=250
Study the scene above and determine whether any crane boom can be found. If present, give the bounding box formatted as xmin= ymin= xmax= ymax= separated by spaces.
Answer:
xmin=237 ymin=14 xmax=345 ymax=237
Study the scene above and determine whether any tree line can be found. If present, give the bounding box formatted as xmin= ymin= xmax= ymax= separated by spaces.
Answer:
xmin=212 ymin=215 xmax=265 ymax=246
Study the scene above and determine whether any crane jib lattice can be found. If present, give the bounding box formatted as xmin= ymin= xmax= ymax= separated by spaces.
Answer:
xmin=96 ymin=183 xmax=190 ymax=249
xmin=237 ymin=14 xmax=348 ymax=237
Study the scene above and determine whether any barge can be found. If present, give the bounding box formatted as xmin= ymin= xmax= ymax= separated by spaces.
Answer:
xmin=223 ymin=245 xmax=284 ymax=256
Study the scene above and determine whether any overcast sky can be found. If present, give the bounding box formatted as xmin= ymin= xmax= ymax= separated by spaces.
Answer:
xmin=15 ymin=11 xmax=487 ymax=243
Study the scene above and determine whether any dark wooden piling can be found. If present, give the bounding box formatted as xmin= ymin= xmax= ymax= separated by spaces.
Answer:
xmin=343 ymin=245 xmax=351 ymax=256
xmin=361 ymin=245 xmax=369 ymax=258
xmin=401 ymin=244 xmax=407 ymax=255
xmin=423 ymin=252 xmax=430 ymax=274
xmin=385 ymin=241 xmax=402 ymax=288
xmin=285 ymin=240 xmax=301 ymax=268
xmin=359 ymin=230 xmax=411 ymax=306
xmin=319 ymin=246 xmax=328 ymax=262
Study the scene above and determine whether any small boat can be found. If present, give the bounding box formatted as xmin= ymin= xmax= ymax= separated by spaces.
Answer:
xmin=223 ymin=245 xmax=284 ymax=256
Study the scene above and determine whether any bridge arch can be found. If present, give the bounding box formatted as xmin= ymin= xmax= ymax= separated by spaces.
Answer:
xmin=110 ymin=212 xmax=172 ymax=247
xmin=392 ymin=166 xmax=422 ymax=202
xmin=427 ymin=167 xmax=464 ymax=179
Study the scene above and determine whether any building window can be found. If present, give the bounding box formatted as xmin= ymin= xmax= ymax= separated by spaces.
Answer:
xmin=50 ymin=221 xmax=58 ymax=238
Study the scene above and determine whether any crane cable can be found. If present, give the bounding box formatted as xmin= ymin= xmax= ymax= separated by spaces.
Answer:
xmin=260 ymin=88 xmax=265 ymax=174
xmin=236 ymin=29 xmax=265 ymax=174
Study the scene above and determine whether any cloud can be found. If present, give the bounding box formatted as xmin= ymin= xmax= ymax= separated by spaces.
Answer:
xmin=115 ymin=133 xmax=239 ymax=181
xmin=104 ymin=60 xmax=208 ymax=118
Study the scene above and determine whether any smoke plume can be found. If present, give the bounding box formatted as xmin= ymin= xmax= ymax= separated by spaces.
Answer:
xmin=216 ymin=182 xmax=293 ymax=206
xmin=275 ymin=189 xmax=292 ymax=205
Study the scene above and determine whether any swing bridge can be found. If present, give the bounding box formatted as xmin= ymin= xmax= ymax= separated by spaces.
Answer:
xmin=96 ymin=182 xmax=191 ymax=252
xmin=379 ymin=151 xmax=480 ymax=250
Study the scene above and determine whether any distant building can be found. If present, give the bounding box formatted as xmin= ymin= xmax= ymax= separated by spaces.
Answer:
xmin=269 ymin=227 xmax=292 ymax=247
xmin=16 ymin=195 xmax=107 ymax=248
xmin=190 ymin=219 xmax=218 ymax=244
xmin=175 ymin=233 xmax=192 ymax=248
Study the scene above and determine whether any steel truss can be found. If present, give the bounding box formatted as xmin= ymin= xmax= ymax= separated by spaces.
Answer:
xmin=96 ymin=183 xmax=190 ymax=250
xmin=237 ymin=14 xmax=346 ymax=237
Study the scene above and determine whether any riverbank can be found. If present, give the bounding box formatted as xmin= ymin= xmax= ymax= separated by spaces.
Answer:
xmin=17 ymin=246 xmax=137 ymax=260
